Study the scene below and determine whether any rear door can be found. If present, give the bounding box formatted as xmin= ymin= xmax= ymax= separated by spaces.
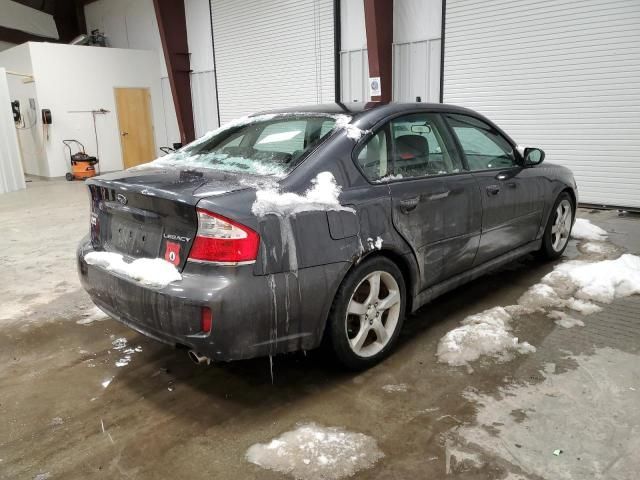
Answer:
xmin=444 ymin=113 xmax=544 ymax=265
xmin=380 ymin=112 xmax=481 ymax=288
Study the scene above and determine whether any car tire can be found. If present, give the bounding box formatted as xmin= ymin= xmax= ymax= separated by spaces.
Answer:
xmin=539 ymin=192 xmax=574 ymax=260
xmin=327 ymin=256 xmax=406 ymax=370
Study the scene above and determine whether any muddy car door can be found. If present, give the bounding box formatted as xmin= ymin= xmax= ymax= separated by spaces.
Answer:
xmin=381 ymin=113 xmax=482 ymax=288
xmin=445 ymin=113 xmax=544 ymax=265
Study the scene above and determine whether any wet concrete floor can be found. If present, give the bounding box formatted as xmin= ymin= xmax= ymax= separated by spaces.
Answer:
xmin=1 ymin=179 xmax=639 ymax=479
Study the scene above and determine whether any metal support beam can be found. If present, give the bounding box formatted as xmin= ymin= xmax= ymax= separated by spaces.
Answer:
xmin=0 ymin=25 xmax=58 ymax=44
xmin=153 ymin=0 xmax=195 ymax=144
xmin=363 ymin=0 xmax=393 ymax=102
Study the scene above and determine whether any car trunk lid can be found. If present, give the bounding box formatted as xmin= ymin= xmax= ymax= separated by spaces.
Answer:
xmin=87 ymin=167 xmax=261 ymax=271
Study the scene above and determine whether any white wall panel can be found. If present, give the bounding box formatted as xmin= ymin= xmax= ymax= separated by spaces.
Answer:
xmin=340 ymin=49 xmax=369 ymax=103
xmin=211 ymin=0 xmax=335 ymax=122
xmin=160 ymin=77 xmax=181 ymax=147
xmin=340 ymin=0 xmax=366 ymax=51
xmin=393 ymin=0 xmax=442 ymax=44
xmin=0 ymin=68 xmax=26 ymax=193
xmin=444 ymin=0 xmax=640 ymax=208
xmin=190 ymin=70 xmax=219 ymax=137
xmin=393 ymin=38 xmax=441 ymax=103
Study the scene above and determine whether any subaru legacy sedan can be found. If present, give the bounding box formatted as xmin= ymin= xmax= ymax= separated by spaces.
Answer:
xmin=77 ymin=103 xmax=577 ymax=370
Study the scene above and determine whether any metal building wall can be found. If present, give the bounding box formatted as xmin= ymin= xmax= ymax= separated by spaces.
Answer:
xmin=210 ymin=0 xmax=335 ymax=123
xmin=444 ymin=0 xmax=640 ymax=208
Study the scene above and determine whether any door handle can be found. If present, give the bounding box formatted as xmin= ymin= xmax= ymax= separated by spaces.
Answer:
xmin=496 ymin=173 xmax=509 ymax=181
xmin=121 ymin=131 xmax=129 ymax=136
xmin=399 ymin=196 xmax=420 ymax=213
xmin=486 ymin=185 xmax=500 ymax=196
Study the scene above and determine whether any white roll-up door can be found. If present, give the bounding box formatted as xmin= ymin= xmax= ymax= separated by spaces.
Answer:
xmin=444 ymin=0 xmax=640 ymax=208
xmin=211 ymin=0 xmax=335 ymax=123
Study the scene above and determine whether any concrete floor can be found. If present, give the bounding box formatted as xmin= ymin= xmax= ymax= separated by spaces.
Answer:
xmin=1 ymin=178 xmax=639 ymax=480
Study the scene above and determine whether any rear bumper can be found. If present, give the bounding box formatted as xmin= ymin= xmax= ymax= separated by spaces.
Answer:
xmin=77 ymin=237 xmax=349 ymax=361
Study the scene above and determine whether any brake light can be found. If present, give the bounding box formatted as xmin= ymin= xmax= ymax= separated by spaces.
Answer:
xmin=188 ymin=209 xmax=260 ymax=264
xmin=200 ymin=307 xmax=212 ymax=333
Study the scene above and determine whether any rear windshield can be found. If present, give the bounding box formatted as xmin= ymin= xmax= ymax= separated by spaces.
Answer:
xmin=155 ymin=115 xmax=339 ymax=177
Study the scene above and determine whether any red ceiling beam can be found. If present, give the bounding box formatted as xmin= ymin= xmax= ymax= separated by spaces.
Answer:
xmin=153 ymin=0 xmax=195 ymax=145
xmin=363 ymin=0 xmax=393 ymax=102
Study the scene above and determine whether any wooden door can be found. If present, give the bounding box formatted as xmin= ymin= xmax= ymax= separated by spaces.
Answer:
xmin=114 ymin=88 xmax=156 ymax=169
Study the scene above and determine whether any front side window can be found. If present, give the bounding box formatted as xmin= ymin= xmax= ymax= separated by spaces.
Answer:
xmin=389 ymin=113 xmax=462 ymax=178
xmin=446 ymin=114 xmax=516 ymax=171
xmin=154 ymin=115 xmax=338 ymax=177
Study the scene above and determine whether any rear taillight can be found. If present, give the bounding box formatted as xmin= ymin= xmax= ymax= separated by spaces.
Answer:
xmin=188 ymin=209 xmax=259 ymax=264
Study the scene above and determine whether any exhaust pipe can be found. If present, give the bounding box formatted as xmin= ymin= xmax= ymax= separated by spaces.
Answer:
xmin=187 ymin=350 xmax=211 ymax=365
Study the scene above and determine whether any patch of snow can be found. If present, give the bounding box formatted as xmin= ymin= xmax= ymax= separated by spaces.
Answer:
xmin=101 ymin=377 xmax=113 ymax=389
xmin=251 ymin=172 xmax=354 ymax=217
xmin=84 ymin=252 xmax=181 ymax=288
xmin=548 ymin=310 xmax=585 ymax=328
xmin=366 ymin=236 xmax=383 ymax=250
xmin=581 ymin=241 xmax=607 ymax=254
xmin=436 ymin=307 xmax=536 ymax=367
xmin=246 ymin=422 xmax=383 ymax=480
xmin=111 ymin=338 xmax=127 ymax=350
xmin=517 ymin=283 xmax=565 ymax=311
xmin=335 ymin=114 xmax=369 ymax=141
xmin=50 ymin=417 xmax=64 ymax=426
xmin=551 ymin=254 xmax=640 ymax=303
xmin=571 ymin=218 xmax=608 ymax=241
xmin=382 ymin=383 xmax=408 ymax=393
xmin=565 ymin=298 xmax=602 ymax=315
xmin=373 ymin=173 xmax=403 ymax=183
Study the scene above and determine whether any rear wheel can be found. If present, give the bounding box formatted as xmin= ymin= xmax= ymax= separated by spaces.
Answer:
xmin=327 ymin=257 xmax=406 ymax=370
xmin=65 ymin=172 xmax=74 ymax=181
xmin=539 ymin=192 xmax=574 ymax=260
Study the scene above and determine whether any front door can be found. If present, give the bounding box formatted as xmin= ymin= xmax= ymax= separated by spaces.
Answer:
xmin=385 ymin=113 xmax=481 ymax=288
xmin=114 ymin=87 xmax=157 ymax=169
xmin=445 ymin=113 xmax=544 ymax=265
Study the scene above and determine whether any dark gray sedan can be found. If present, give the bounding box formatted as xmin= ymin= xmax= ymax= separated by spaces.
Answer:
xmin=77 ymin=103 xmax=577 ymax=369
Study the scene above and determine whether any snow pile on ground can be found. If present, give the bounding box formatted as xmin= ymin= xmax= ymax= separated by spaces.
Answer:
xmin=547 ymin=310 xmax=584 ymax=328
xmin=84 ymin=252 xmax=181 ymax=287
xmin=76 ymin=305 xmax=108 ymax=325
xmin=550 ymin=254 xmax=640 ymax=303
xmin=571 ymin=218 xmax=608 ymax=241
xmin=436 ymin=307 xmax=536 ymax=367
xmin=252 ymin=171 xmax=354 ymax=216
xmin=246 ymin=423 xmax=383 ymax=480
xmin=438 ymin=217 xmax=640 ymax=368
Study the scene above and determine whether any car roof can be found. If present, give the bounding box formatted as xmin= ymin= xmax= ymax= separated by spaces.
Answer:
xmin=253 ymin=102 xmax=484 ymax=128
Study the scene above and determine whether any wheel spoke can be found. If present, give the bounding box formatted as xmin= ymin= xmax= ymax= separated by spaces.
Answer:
xmin=365 ymin=273 xmax=381 ymax=304
xmin=371 ymin=320 xmax=389 ymax=344
xmin=350 ymin=324 xmax=369 ymax=353
xmin=377 ymin=290 xmax=400 ymax=311
xmin=347 ymin=300 xmax=367 ymax=315
xmin=551 ymin=225 xmax=559 ymax=235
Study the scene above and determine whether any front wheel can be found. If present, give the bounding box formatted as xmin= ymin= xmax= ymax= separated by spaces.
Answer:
xmin=327 ymin=256 xmax=406 ymax=370
xmin=539 ymin=192 xmax=574 ymax=260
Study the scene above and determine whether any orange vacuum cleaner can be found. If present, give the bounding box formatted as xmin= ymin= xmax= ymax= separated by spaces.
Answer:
xmin=63 ymin=140 xmax=99 ymax=181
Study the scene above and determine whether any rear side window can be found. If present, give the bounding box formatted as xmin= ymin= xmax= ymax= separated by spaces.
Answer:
xmin=446 ymin=114 xmax=516 ymax=170
xmin=356 ymin=130 xmax=389 ymax=181
xmin=389 ymin=113 xmax=462 ymax=178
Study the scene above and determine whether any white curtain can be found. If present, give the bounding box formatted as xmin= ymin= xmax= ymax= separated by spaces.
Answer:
xmin=0 ymin=68 xmax=26 ymax=194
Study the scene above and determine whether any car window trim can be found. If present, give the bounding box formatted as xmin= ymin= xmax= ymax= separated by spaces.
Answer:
xmin=350 ymin=109 xmax=472 ymax=185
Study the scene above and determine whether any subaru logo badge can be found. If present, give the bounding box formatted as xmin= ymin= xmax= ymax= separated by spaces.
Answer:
xmin=116 ymin=193 xmax=128 ymax=205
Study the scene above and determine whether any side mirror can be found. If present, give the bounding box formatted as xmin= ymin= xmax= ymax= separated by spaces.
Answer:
xmin=523 ymin=147 xmax=545 ymax=166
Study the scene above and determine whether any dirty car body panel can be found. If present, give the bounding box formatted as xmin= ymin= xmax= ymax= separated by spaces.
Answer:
xmin=77 ymin=103 xmax=577 ymax=362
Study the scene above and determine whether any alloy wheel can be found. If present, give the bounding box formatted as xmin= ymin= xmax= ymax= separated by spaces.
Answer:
xmin=551 ymin=199 xmax=572 ymax=252
xmin=345 ymin=271 xmax=401 ymax=358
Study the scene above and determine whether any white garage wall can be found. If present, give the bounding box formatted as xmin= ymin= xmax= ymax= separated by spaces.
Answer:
xmin=29 ymin=43 xmax=169 ymax=176
xmin=84 ymin=0 xmax=181 ymax=147
xmin=393 ymin=0 xmax=442 ymax=103
xmin=444 ymin=0 xmax=640 ymax=208
xmin=0 ymin=68 xmax=26 ymax=193
xmin=185 ymin=0 xmax=219 ymax=136
xmin=0 ymin=41 xmax=17 ymax=52
xmin=211 ymin=0 xmax=336 ymax=122
xmin=339 ymin=0 xmax=369 ymax=103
